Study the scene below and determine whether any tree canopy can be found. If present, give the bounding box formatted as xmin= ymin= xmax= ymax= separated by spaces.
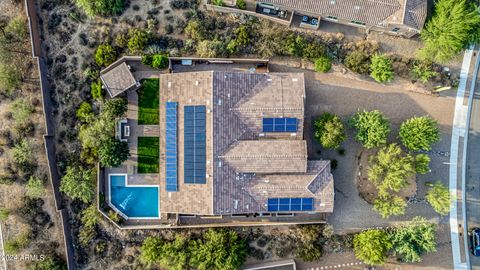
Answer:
xmin=189 ymin=229 xmax=248 ymax=270
xmin=98 ymin=138 xmax=129 ymax=167
xmin=314 ymin=56 xmax=332 ymax=73
xmin=426 ymin=181 xmax=451 ymax=215
xmin=353 ymin=229 xmax=392 ymax=265
xmin=350 ymin=110 xmax=390 ymax=149
xmin=313 ymin=112 xmax=346 ymax=149
xmin=418 ymin=0 xmax=480 ymax=63
xmin=60 ymin=166 xmax=94 ymax=203
xmin=345 ymin=50 xmax=370 ymax=74
xmin=390 ymin=217 xmax=437 ymax=262
xmin=399 ymin=116 xmax=440 ymax=151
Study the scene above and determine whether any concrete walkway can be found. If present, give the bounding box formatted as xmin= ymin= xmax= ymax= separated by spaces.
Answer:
xmin=449 ymin=48 xmax=476 ymax=270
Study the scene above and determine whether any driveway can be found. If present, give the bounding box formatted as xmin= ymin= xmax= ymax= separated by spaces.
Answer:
xmin=270 ymin=63 xmax=456 ymax=231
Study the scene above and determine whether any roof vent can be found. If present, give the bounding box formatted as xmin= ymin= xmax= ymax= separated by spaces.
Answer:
xmin=168 ymin=82 xmax=171 ymax=88
xmin=218 ymin=161 xmax=222 ymax=167
xmin=267 ymin=78 xmax=273 ymax=82
xmin=195 ymin=80 xmax=199 ymax=86
xmin=234 ymin=200 xmax=239 ymax=209
xmin=207 ymin=109 xmax=211 ymax=113
xmin=264 ymin=179 xmax=270 ymax=183
xmin=330 ymin=0 xmax=335 ymax=4
xmin=354 ymin=5 xmax=360 ymax=10
xmin=292 ymin=78 xmax=298 ymax=82
xmin=189 ymin=98 xmax=192 ymax=103
xmin=218 ymin=99 xmax=222 ymax=105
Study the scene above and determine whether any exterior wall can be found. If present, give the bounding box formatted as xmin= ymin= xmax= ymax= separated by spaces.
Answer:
xmin=205 ymin=3 xmax=293 ymax=26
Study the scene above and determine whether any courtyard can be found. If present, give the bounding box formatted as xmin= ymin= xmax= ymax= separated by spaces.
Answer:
xmin=269 ymin=61 xmax=455 ymax=231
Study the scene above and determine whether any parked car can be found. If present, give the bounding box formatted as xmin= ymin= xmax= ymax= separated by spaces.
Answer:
xmin=471 ymin=228 xmax=480 ymax=256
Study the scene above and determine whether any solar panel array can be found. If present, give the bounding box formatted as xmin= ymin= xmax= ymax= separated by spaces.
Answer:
xmin=267 ymin=198 xmax=314 ymax=212
xmin=165 ymin=102 xmax=178 ymax=192
xmin=184 ymin=105 xmax=206 ymax=184
xmin=262 ymin=118 xmax=298 ymax=132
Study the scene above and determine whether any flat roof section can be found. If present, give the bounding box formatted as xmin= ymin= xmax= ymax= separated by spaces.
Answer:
xmin=100 ymin=61 xmax=138 ymax=97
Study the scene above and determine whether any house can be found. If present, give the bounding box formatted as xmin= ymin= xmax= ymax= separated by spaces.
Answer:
xmin=206 ymin=0 xmax=428 ymax=38
xmin=99 ymin=59 xmax=334 ymax=227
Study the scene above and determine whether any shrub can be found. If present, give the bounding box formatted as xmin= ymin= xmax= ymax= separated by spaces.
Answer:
xmin=414 ymin=154 xmax=431 ymax=174
xmin=91 ymin=79 xmax=104 ymax=100
xmin=5 ymin=16 xmax=27 ymax=41
xmin=212 ymin=0 xmax=224 ymax=6
xmin=196 ymin=40 xmax=224 ymax=58
xmin=411 ymin=61 xmax=438 ymax=83
xmin=25 ymin=176 xmax=45 ymax=199
xmin=12 ymin=139 xmax=34 ymax=169
xmin=98 ymin=138 xmax=129 ymax=167
xmin=0 ymin=63 xmax=22 ymax=95
xmin=390 ymin=217 xmax=436 ymax=262
xmin=283 ymin=34 xmax=306 ymax=57
xmin=313 ymin=112 xmax=346 ymax=149
xmin=353 ymin=229 xmax=392 ymax=265
xmin=60 ymin=166 xmax=94 ymax=203
xmin=76 ymin=101 xmax=94 ymax=123
xmin=295 ymin=225 xmax=323 ymax=261
xmin=4 ymin=231 xmax=31 ymax=254
xmin=74 ymin=0 xmax=124 ymax=17
xmin=314 ymin=56 xmax=332 ymax=73
xmin=345 ymin=50 xmax=370 ymax=74
xmin=236 ymin=0 xmax=246 ymax=9
xmin=151 ymin=54 xmax=169 ymax=69
xmin=142 ymin=54 xmax=153 ymax=66
xmin=373 ymin=194 xmax=407 ymax=219
xmin=140 ymin=237 xmax=163 ymax=266
xmin=128 ymin=29 xmax=150 ymax=54
xmin=95 ymin=44 xmax=116 ymax=67
xmin=426 ymin=181 xmax=451 ymax=215
xmin=102 ymin=98 xmax=128 ymax=118
xmin=28 ymin=257 xmax=67 ymax=270
xmin=10 ymin=98 xmax=34 ymax=126
xmin=0 ymin=208 xmax=9 ymax=221
xmin=370 ymin=54 xmax=393 ymax=83
xmin=399 ymin=116 xmax=440 ymax=151
xmin=302 ymin=41 xmax=325 ymax=61
xmin=349 ymin=110 xmax=390 ymax=149
xmin=184 ymin=19 xmax=206 ymax=41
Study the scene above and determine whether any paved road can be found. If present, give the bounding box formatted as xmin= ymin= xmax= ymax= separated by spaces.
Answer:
xmin=467 ymin=48 xmax=480 ymax=270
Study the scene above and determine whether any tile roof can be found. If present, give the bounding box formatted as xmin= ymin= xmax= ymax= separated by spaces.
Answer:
xmin=100 ymin=61 xmax=138 ymax=97
xmin=264 ymin=0 xmax=427 ymax=30
xmin=221 ymin=140 xmax=308 ymax=173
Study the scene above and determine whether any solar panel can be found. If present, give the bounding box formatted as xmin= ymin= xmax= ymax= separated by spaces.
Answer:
xmin=262 ymin=118 xmax=298 ymax=133
xmin=184 ymin=105 xmax=207 ymax=184
xmin=267 ymin=198 xmax=314 ymax=212
xmin=165 ymin=102 xmax=178 ymax=192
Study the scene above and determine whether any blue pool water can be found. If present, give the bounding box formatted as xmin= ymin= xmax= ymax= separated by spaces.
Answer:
xmin=110 ymin=175 xmax=159 ymax=218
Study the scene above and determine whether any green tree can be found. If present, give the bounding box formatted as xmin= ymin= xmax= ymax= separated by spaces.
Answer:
xmin=76 ymin=101 xmax=94 ymax=123
xmin=140 ymin=237 xmax=164 ymax=266
xmin=128 ymin=29 xmax=150 ymax=54
xmin=302 ymin=41 xmax=325 ymax=61
xmin=236 ymin=0 xmax=246 ymax=9
xmin=102 ymin=98 xmax=128 ymax=118
xmin=344 ymin=50 xmax=370 ymax=74
xmin=159 ymin=235 xmax=190 ymax=270
xmin=373 ymin=194 xmax=407 ymax=219
xmin=91 ymin=79 xmax=104 ymax=100
xmin=368 ymin=144 xmax=416 ymax=194
xmin=60 ymin=166 xmax=94 ymax=203
xmin=189 ymin=229 xmax=247 ymax=270
xmin=314 ymin=56 xmax=332 ymax=73
xmin=414 ymin=154 xmax=431 ymax=174
xmin=98 ymin=138 xmax=129 ymax=167
xmin=295 ymin=225 xmax=323 ymax=262
xmin=74 ymin=0 xmax=124 ymax=17
xmin=370 ymin=54 xmax=393 ymax=83
xmin=25 ymin=176 xmax=44 ymax=199
xmin=426 ymin=181 xmax=451 ymax=215
xmin=283 ymin=34 xmax=306 ymax=57
xmin=353 ymin=229 xmax=392 ymax=265
xmin=399 ymin=116 xmax=440 ymax=151
xmin=418 ymin=0 xmax=480 ymax=63
xmin=28 ymin=257 xmax=67 ymax=270
xmin=95 ymin=44 xmax=117 ymax=67
xmin=184 ymin=20 xmax=206 ymax=41
xmin=390 ymin=217 xmax=436 ymax=262
xmin=151 ymin=54 xmax=169 ymax=69
xmin=313 ymin=112 xmax=346 ymax=149
xmin=349 ymin=110 xmax=390 ymax=149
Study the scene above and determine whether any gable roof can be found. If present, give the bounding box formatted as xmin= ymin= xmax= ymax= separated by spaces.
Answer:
xmin=221 ymin=140 xmax=308 ymax=173
xmin=264 ymin=0 xmax=427 ymax=30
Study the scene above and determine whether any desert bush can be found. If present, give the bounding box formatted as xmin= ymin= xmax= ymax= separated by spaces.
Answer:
xmin=344 ymin=50 xmax=370 ymax=74
xmin=0 ymin=208 xmax=9 ymax=221
xmin=314 ymin=56 xmax=332 ymax=73
xmin=184 ymin=19 xmax=206 ymax=41
xmin=196 ymin=40 xmax=224 ymax=58
xmin=12 ymin=139 xmax=35 ymax=173
xmin=4 ymin=230 xmax=31 ymax=254
xmin=25 ymin=176 xmax=45 ymax=199
xmin=313 ymin=112 xmax=345 ymax=149
xmin=302 ymin=41 xmax=325 ymax=61
xmin=74 ymin=0 xmax=124 ymax=17
xmin=399 ymin=116 xmax=440 ymax=151
xmin=90 ymin=79 xmax=104 ymax=100
xmin=236 ymin=0 xmax=246 ymax=9
xmin=10 ymin=98 xmax=34 ymax=125
xmin=212 ymin=0 xmax=224 ymax=6
xmin=370 ymin=54 xmax=394 ymax=83
xmin=28 ymin=256 xmax=67 ymax=270
xmin=411 ymin=61 xmax=438 ymax=83
xmin=426 ymin=181 xmax=451 ymax=215
xmin=95 ymin=44 xmax=117 ymax=67
xmin=128 ymin=29 xmax=150 ymax=54
xmin=76 ymin=101 xmax=94 ymax=123
xmin=0 ymin=63 xmax=21 ymax=95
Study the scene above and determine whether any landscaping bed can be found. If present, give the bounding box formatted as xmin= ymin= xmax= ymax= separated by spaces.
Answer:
xmin=137 ymin=137 xmax=159 ymax=173
xmin=138 ymin=79 xmax=160 ymax=125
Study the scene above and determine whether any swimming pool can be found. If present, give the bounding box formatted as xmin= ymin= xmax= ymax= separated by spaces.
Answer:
xmin=109 ymin=174 xmax=159 ymax=219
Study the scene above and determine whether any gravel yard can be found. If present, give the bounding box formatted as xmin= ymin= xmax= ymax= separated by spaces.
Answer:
xmin=270 ymin=60 xmax=455 ymax=231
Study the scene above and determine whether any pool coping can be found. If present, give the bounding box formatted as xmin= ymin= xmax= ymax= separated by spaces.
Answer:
xmin=108 ymin=173 xmax=161 ymax=220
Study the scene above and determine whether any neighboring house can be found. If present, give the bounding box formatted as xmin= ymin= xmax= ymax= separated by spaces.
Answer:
xmin=99 ymin=58 xmax=334 ymax=227
xmin=206 ymin=0 xmax=428 ymax=38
